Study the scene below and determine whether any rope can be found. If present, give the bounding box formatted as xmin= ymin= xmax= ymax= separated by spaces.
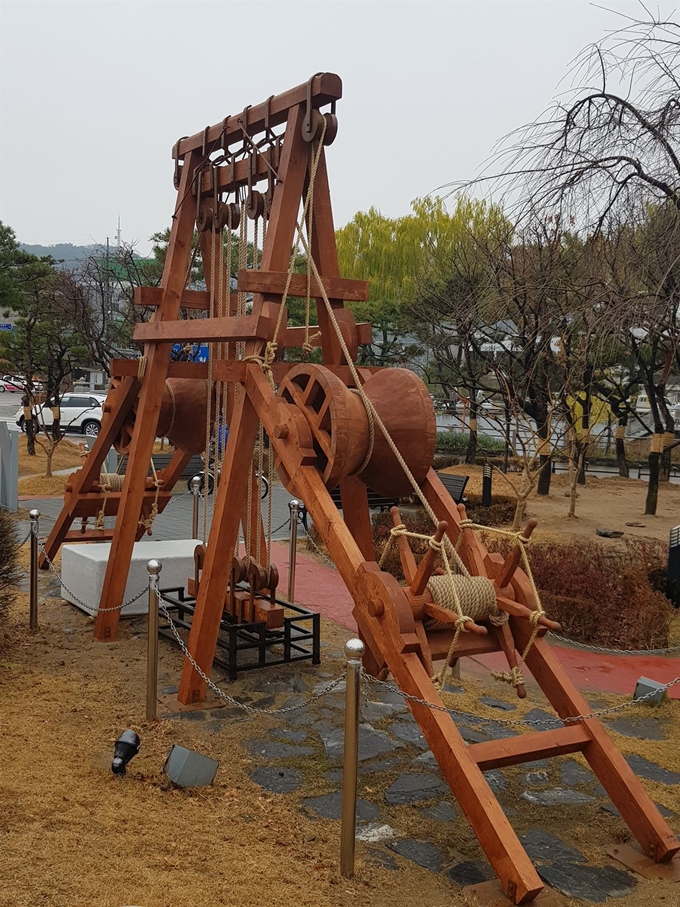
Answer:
xmin=138 ymin=459 xmax=162 ymax=533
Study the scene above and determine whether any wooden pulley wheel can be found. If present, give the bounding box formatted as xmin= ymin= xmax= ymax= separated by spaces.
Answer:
xmin=276 ymin=363 xmax=436 ymax=497
xmin=322 ymin=112 xmax=338 ymax=145
xmin=246 ymin=190 xmax=265 ymax=220
xmin=302 ymin=109 xmax=338 ymax=145
xmin=267 ymin=563 xmax=279 ymax=592
xmin=231 ymin=556 xmax=247 ymax=584
xmin=213 ymin=201 xmax=240 ymax=231
xmin=248 ymin=560 xmax=267 ymax=590
xmin=278 ymin=364 xmax=366 ymax=489
xmin=196 ymin=203 xmax=213 ymax=233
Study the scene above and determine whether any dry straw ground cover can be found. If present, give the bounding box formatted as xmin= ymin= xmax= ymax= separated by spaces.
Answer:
xmin=1 ymin=541 xmax=679 ymax=907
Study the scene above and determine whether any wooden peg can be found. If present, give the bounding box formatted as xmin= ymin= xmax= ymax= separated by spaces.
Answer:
xmin=411 ymin=520 xmax=447 ymax=596
xmin=494 ymin=519 xmax=538 ymax=590
xmin=494 ymin=621 xmax=527 ymax=698
xmin=389 ymin=506 xmax=416 ymax=584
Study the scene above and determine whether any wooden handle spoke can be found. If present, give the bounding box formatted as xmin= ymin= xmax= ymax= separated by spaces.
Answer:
xmin=494 ymin=519 xmax=538 ymax=590
xmin=410 ymin=520 xmax=447 ymax=596
xmin=389 ymin=506 xmax=416 ymax=585
xmin=496 ymin=594 xmax=561 ymax=631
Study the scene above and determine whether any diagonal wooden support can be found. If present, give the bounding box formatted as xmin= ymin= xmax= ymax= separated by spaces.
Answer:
xmin=93 ymin=147 xmax=201 ymax=639
xmin=40 ymin=375 xmax=140 ymax=567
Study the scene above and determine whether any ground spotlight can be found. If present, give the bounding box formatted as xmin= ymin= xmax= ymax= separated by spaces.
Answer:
xmin=111 ymin=729 xmax=141 ymax=776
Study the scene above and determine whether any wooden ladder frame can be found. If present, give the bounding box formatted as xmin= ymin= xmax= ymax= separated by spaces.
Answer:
xmin=42 ymin=74 xmax=679 ymax=905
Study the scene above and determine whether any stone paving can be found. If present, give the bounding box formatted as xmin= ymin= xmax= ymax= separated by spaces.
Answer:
xmin=161 ymin=663 xmax=678 ymax=904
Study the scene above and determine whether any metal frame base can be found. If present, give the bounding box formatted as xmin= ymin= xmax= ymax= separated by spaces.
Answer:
xmin=159 ymin=585 xmax=321 ymax=681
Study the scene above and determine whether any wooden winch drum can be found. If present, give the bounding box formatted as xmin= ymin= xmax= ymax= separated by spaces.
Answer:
xmin=277 ymin=364 xmax=436 ymax=497
xmin=114 ymin=378 xmax=214 ymax=457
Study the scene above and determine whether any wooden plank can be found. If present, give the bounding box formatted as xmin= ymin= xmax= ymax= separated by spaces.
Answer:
xmin=338 ymin=476 xmax=374 ymax=562
xmin=468 ymin=726 xmax=591 ymax=770
xmin=309 ymin=149 xmax=345 ymax=365
xmin=133 ymin=314 xmax=271 ymax=344
xmin=94 ymin=148 xmax=201 ymax=640
xmin=237 ymin=270 xmax=369 ymax=303
xmin=177 ymin=73 xmax=342 ymax=157
xmin=135 ymin=287 xmax=213 ymax=309
xmin=110 ymin=357 xmax=380 ymax=384
xmin=517 ymin=629 xmax=680 ymax=864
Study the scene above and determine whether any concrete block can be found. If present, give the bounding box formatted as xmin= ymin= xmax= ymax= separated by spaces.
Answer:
xmin=61 ymin=538 xmax=200 ymax=616
xmin=163 ymin=744 xmax=219 ymax=787
xmin=633 ymin=676 xmax=666 ymax=705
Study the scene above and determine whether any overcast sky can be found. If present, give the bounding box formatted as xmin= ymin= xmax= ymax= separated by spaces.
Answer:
xmin=0 ymin=0 xmax=655 ymax=254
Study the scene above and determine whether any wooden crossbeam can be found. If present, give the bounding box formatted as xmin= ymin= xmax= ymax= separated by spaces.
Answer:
xmin=237 ymin=269 xmax=369 ymax=302
xmin=134 ymin=287 xmax=225 ymax=310
xmin=177 ymin=73 xmax=342 ymax=157
xmin=110 ymin=358 xmax=377 ymax=384
xmin=469 ymin=726 xmax=591 ymax=770
xmin=133 ymin=314 xmax=272 ymax=344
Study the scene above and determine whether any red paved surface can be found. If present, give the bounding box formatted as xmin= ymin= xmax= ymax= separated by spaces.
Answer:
xmin=270 ymin=542 xmax=680 ymax=700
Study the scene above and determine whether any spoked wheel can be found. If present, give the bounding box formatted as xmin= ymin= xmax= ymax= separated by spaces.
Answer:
xmin=278 ymin=364 xmax=367 ymax=488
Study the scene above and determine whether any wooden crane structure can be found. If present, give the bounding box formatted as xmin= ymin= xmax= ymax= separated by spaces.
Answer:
xmin=42 ymin=74 xmax=678 ymax=904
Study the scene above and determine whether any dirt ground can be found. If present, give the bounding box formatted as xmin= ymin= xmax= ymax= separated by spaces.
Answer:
xmin=1 ymin=538 xmax=679 ymax=907
xmin=441 ymin=465 xmax=680 ymax=545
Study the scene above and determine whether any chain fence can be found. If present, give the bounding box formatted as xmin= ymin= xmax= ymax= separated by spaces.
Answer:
xmin=38 ymin=538 xmax=145 ymax=614
xmin=362 ymin=670 xmax=680 ymax=727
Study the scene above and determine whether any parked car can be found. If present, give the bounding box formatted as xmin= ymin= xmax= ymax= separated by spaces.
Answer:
xmin=0 ymin=379 xmax=23 ymax=393
xmin=15 ymin=392 xmax=106 ymax=436
xmin=2 ymin=374 xmax=44 ymax=392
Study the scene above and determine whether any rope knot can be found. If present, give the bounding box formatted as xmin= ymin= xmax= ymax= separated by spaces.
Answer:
xmin=428 ymin=536 xmax=443 ymax=552
xmin=455 ymin=615 xmax=473 ymax=630
xmin=390 ymin=523 xmax=407 ymax=538
xmin=458 ymin=519 xmax=474 ymax=529
xmin=529 ymin=608 xmax=546 ymax=628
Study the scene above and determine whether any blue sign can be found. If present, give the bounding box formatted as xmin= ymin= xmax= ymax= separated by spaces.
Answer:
xmin=0 ymin=324 xmax=13 ymax=331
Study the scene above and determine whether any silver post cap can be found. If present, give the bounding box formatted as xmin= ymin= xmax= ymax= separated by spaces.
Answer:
xmin=344 ymin=638 xmax=365 ymax=660
xmin=29 ymin=509 xmax=40 ymax=520
xmin=190 ymin=476 xmax=201 ymax=492
xmin=288 ymin=499 xmax=300 ymax=510
xmin=147 ymin=559 xmax=162 ymax=575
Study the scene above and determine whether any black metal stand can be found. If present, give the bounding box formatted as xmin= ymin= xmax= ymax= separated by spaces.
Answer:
xmin=159 ymin=585 xmax=321 ymax=680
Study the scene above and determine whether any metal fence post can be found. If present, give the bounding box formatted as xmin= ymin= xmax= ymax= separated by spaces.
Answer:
xmin=146 ymin=559 xmax=162 ymax=721
xmin=191 ymin=476 xmax=201 ymax=538
xmin=29 ymin=509 xmax=40 ymax=630
xmin=287 ymin=499 xmax=300 ymax=602
xmin=340 ymin=637 xmax=365 ymax=879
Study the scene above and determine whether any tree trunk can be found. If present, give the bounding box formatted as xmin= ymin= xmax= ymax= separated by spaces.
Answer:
xmin=465 ymin=400 xmax=478 ymax=465
xmin=536 ymin=420 xmax=551 ymax=496
xmin=25 ymin=418 xmax=36 ymax=456
xmin=660 ymin=447 xmax=671 ymax=482
xmin=645 ymin=451 xmax=660 ymax=515
xmin=45 ymin=445 xmax=54 ymax=478
xmin=615 ymin=437 xmax=629 ymax=478
xmin=511 ymin=470 xmax=532 ymax=531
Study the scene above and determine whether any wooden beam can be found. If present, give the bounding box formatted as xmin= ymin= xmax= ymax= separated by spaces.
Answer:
xmin=110 ymin=357 xmax=380 ymax=384
xmin=134 ymin=287 xmax=216 ymax=310
xmin=177 ymin=73 xmax=342 ymax=157
xmin=133 ymin=314 xmax=272 ymax=344
xmin=93 ymin=147 xmax=201 ymax=639
xmin=237 ymin=270 xmax=369 ymax=303
xmin=468 ymin=726 xmax=591 ymax=770
xmin=518 ymin=629 xmax=680 ymax=864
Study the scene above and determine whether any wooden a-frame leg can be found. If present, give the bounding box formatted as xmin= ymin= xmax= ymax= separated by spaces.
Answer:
xmin=93 ymin=149 xmax=199 ymax=639
xmin=519 ymin=628 xmax=680 ymax=864
xmin=40 ymin=376 xmax=140 ymax=567
xmin=356 ymin=609 xmax=543 ymax=905
xmin=177 ymin=392 xmax=260 ymax=703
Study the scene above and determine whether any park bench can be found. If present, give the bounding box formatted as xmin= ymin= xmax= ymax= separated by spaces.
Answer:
xmin=329 ymin=485 xmax=398 ymax=512
xmin=118 ymin=452 xmax=204 ymax=480
xmin=435 ymin=471 xmax=469 ymax=504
